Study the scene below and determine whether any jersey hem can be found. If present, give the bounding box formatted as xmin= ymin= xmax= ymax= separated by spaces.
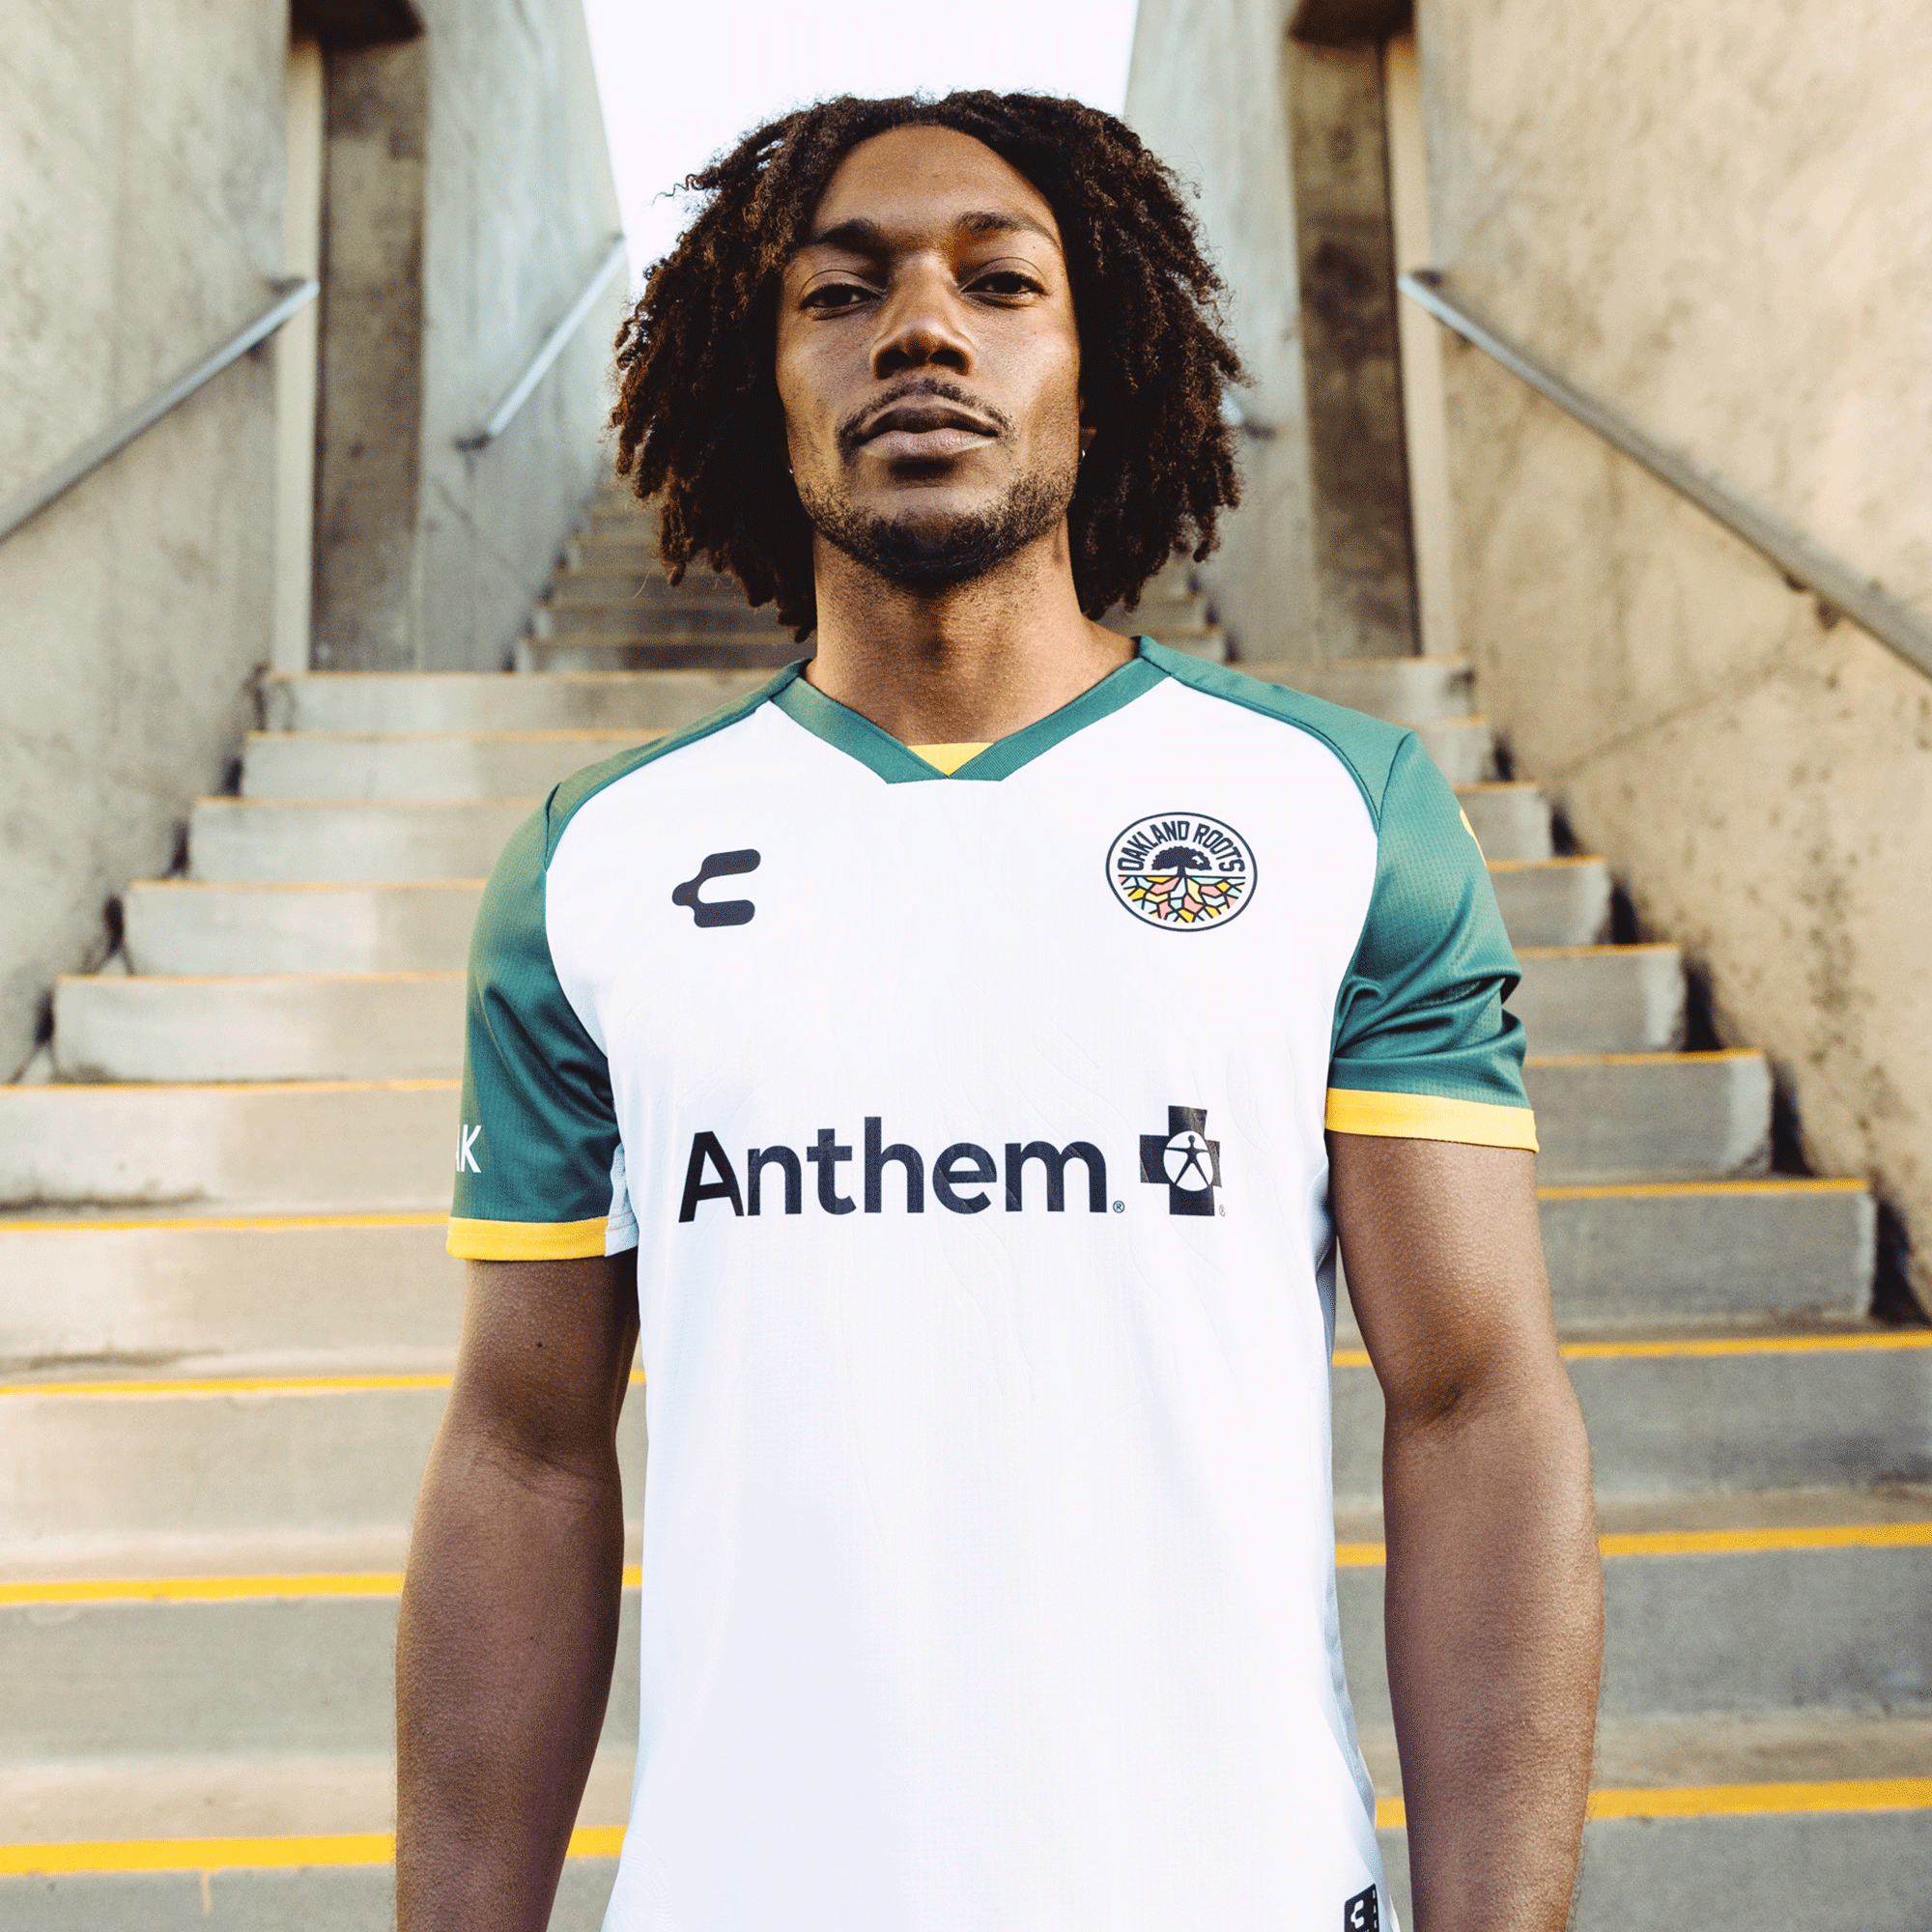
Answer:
xmin=1324 ymin=1088 xmax=1540 ymax=1151
xmin=446 ymin=1215 xmax=611 ymax=1261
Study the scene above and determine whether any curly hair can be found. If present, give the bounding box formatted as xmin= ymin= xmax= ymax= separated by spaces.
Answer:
xmin=609 ymin=91 xmax=1243 ymax=640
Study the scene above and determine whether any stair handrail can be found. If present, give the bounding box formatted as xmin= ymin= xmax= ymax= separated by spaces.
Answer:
xmin=457 ymin=234 xmax=630 ymax=452
xmin=0 ymin=277 xmax=321 ymax=548
xmin=1398 ymin=269 xmax=1932 ymax=684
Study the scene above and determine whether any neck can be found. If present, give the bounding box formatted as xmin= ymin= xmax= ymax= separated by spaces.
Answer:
xmin=803 ymin=519 xmax=1132 ymax=746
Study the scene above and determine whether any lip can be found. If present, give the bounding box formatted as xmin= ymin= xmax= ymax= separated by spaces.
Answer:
xmin=859 ymin=402 xmax=1000 ymax=448
xmin=863 ymin=424 xmax=998 ymax=460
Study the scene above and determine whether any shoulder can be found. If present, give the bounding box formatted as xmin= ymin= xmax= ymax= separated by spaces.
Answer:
xmin=534 ymin=662 xmax=809 ymax=867
xmin=1140 ymin=641 xmax=1412 ymax=827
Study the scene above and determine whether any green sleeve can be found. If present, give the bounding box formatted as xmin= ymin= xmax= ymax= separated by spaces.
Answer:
xmin=447 ymin=803 xmax=633 ymax=1259
xmin=1326 ymin=735 xmax=1539 ymax=1151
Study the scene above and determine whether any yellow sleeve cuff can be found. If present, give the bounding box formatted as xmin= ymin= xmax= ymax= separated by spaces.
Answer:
xmin=446 ymin=1215 xmax=611 ymax=1261
xmin=1324 ymin=1089 xmax=1539 ymax=1152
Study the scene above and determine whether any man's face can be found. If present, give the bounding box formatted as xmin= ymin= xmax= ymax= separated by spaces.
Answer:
xmin=776 ymin=125 xmax=1088 ymax=593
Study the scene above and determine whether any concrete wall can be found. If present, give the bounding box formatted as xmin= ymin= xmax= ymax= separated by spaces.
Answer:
xmin=310 ymin=0 xmax=624 ymax=672
xmin=0 ymin=0 xmax=287 ymax=1082
xmin=1126 ymin=0 xmax=1321 ymax=661
xmin=1414 ymin=0 xmax=1932 ymax=1298
xmin=0 ymin=0 xmax=621 ymax=1078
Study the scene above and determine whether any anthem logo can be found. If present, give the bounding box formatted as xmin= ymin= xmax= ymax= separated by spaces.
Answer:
xmin=1140 ymin=1105 xmax=1222 ymax=1216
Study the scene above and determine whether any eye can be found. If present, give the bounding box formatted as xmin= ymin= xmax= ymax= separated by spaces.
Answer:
xmin=800 ymin=281 xmax=874 ymax=312
xmin=968 ymin=269 xmax=1043 ymax=299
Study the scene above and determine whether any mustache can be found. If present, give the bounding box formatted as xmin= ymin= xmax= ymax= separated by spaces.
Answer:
xmin=836 ymin=377 xmax=1014 ymax=457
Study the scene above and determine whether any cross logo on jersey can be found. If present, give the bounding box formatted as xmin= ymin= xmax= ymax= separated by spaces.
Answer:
xmin=1140 ymin=1105 xmax=1222 ymax=1216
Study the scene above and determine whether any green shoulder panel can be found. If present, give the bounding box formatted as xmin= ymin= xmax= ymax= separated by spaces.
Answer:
xmin=453 ymin=804 xmax=621 ymax=1230
xmin=1329 ymin=733 xmax=1532 ymax=1113
xmin=452 ymin=661 xmax=808 ymax=1240
xmin=1137 ymin=641 xmax=1409 ymax=827
xmin=1145 ymin=641 xmax=1531 ymax=1128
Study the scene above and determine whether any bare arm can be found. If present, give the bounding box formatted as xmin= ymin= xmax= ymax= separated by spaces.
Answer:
xmin=1329 ymin=1134 xmax=1602 ymax=1932
xmin=396 ymin=1252 xmax=639 ymax=1930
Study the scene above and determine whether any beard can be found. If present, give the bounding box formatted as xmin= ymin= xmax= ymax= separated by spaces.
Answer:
xmin=795 ymin=461 xmax=1077 ymax=594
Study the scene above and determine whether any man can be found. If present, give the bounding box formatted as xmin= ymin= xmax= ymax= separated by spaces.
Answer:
xmin=399 ymin=91 xmax=1601 ymax=1932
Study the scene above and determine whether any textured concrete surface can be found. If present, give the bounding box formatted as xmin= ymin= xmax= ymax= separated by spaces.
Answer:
xmin=0 ymin=0 xmax=286 ymax=1084
xmin=1123 ymin=0 xmax=1321 ymax=662
xmin=1415 ymin=0 xmax=1932 ymax=1302
xmin=0 ymin=0 xmax=621 ymax=1079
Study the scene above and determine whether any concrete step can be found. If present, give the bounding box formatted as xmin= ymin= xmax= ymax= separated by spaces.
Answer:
xmin=186 ymin=799 xmax=530 ymax=885
xmin=0 ymin=1213 xmax=456 ymax=1374
xmin=1510 ymin=945 xmax=1686 ymax=1054
xmin=51 ymin=975 xmax=465 ymax=1084
xmin=1535 ymin=1179 xmax=1873 ymax=1321
xmin=0 ymin=1082 xmax=457 ymax=1212
xmin=3 ymin=1490 xmax=1920 ymax=1767
xmin=1334 ymin=1329 xmax=1931 ymax=1503
xmin=124 ymin=881 xmax=482 ymax=977
xmin=1371 ymin=1710 xmax=1932 ymax=1932
xmin=1490 ymin=855 xmax=1613 ymax=946
xmin=1407 ymin=716 xmax=1495 ymax=784
xmin=263 ymin=670 xmax=764 ymax=735
xmin=0 ymin=1753 xmax=627 ymax=1931
xmin=1455 ymin=780 xmax=1552 ymax=860
xmin=0 ymin=1377 xmax=645 ymax=1552
xmin=240 ymin=729 xmax=649 ymax=801
xmin=54 ymin=945 xmax=1685 ymax=1081
xmin=8 ymin=1328 xmax=1920 ymax=1556
xmin=517 ymin=633 xmax=803 ymax=673
xmin=545 ymin=567 xmax=756 ymax=608
xmin=1239 ymin=654 xmax=1474 ymax=721
xmin=1336 ymin=1489 xmax=1932 ymax=1727
xmin=1 ymin=1050 xmax=1771 ymax=1212
xmin=1522 ymin=1049 xmax=1772 ymax=1181
xmin=0 ymin=1178 xmax=1873 ymax=1386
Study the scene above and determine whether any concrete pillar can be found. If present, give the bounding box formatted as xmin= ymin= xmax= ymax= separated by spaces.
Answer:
xmin=273 ymin=38 xmax=325 ymax=676
xmin=1284 ymin=36 xmax=1419 ymax=657
xmin=312 ymin=37 xmax=429 ymax=670
xmin=1382 ymin=31 xmax=1458 ymax=659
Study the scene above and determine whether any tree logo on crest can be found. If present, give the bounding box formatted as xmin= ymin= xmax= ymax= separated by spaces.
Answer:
xmin=1107 ymin=811 xmax=1255 ymax=929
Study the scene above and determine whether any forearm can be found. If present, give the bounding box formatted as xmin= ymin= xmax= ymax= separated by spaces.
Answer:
xmin=1382 ymin=1373 xmax=1602 ymax=1932
xmin=395 ymin=1409 xmax=627 ymax=1930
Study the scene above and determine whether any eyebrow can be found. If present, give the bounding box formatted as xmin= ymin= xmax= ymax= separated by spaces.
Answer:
xmin=803 ymin=209 xmax=1060 ymax=253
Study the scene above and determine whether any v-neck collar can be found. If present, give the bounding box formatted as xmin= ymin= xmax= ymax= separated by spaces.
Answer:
xmin=769 ymin=639 xmax=1167 ymax=784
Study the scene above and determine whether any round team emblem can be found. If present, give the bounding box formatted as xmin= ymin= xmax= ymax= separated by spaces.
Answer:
xmin=1106 ymin=811 xmax=1256 ymax=930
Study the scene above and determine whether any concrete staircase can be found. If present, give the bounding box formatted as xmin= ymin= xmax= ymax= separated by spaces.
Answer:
xmin=1 ymin=487 xmax=1924 ymax=1928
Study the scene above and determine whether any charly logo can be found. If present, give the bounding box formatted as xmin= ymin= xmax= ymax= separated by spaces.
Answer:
xmin=672 ymin=848 xmax=760 ymax=927
xmin=1107 ymin=812 xmax=1254 ymax=929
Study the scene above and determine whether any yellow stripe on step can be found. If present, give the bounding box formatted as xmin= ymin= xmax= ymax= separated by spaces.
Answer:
xmin=1537 ymin=1179 xmax=1868 ymax=1198
xmin=0 ymin=1375 xmax=454 ymax=1399
xmin=15 ymin=1781 xmax=1927 ymax=1873
xmin=0 ymin=1212 xmax=448 ymax=1236
xmin=1582 ymin=1778 xmax=1932 ymax=1820
xmin=1332 ymin=1329 xmax=1932 ymax=1368
xmin=0 ymin=1823 xmax=626 ymax=1877
xmin=0 ymin=1565 xmax=648 ymax=1606
xmin=0 ymin=1574 xmax=406 ymax=1605
xmin=0 ymin=1369 xmax=648 ymax=1399
xmin=1334 ymin=1523 xmax=1932 ymax=1570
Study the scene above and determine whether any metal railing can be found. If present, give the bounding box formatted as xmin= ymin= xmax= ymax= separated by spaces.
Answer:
xmin=0 ymin=277 xmax=320 ymax=547
xmin=458 ymin=235 xmax=629 ymax=452
xmin=1399 ymin=269 xmax=1932 ymax=683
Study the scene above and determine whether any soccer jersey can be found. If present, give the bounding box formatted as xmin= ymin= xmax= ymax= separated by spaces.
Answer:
xmin=449 ymin=638 xmax=1534 ymax=1932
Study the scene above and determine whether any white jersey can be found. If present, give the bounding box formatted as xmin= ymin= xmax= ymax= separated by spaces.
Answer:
xmin=450 ymin=639 xmax=1536 ymax=1932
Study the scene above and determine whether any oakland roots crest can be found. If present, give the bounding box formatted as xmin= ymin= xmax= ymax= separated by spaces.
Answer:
xmin=1107 ymin=812 xmax=1254 ymax=929
xmin=1141 ymin=1106 xmax=1222 ymax=1216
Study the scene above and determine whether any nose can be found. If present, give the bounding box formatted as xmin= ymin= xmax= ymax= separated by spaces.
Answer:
xmin=871 ymin=260 xmax=973 ymax=381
